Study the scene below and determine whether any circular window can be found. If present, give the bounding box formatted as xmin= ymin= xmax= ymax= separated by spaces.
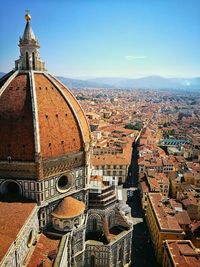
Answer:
xmin=56 ymin=174 xmax=72 ymax=193
xmin=0 ymin=180 xmax=22 ymax=196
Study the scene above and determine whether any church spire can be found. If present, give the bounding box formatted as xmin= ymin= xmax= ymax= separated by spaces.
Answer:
xmin=15 ymin=11 xmax=46 ymax=71
xmin=22 ymin=11 xmax=36 ymax=42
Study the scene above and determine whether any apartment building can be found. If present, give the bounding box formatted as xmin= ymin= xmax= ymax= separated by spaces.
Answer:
xmin=146 ymin=193 xmax=185 ymax=264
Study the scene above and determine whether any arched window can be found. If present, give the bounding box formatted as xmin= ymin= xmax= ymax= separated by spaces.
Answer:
xmin=6 ymin=182 xmax=20 ymax=194
xmin=54 ymin=219 xmax=59 ymax=226
xmin=27 ymin=230 xmax=34 ymax=248
xmin=119 ymin=177 xmax=123 ymax=184
xmin=118 ymin=246 xmax=123 ymax=261
xmin=90 ymin=255 xmax=95 ymax=267
xmin=108 ymin=215 xmax=112 ymax=229
xmin=32 ymin=52 xmax=35 ymax=70
xmin=92 ymin=218 xmax=97 ymax=231
xmin=26 ymin=52 xmax=29 ymax=69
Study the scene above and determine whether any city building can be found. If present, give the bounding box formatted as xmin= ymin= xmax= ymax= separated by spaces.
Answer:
xmin=146 ymin=193 xmax=186 ymax=264
xmin=181 ymin=194 xmax=200 ymax=220
xmin=139 ymin=171 xmax=169 ymax=210
xmin=92 ymin=127 xmax=136 ymax=184
xmin=139 ymin=179 xmax=149 ymax=210
xmin=92 ymin=154 xmax=131 ymax=184
xmin=85 ymin=175 xmax=133 ymax=267
xmin=169 ymin=172 xmax=184 ymax=198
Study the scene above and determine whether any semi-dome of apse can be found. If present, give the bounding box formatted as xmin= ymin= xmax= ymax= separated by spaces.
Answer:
xmin=0 ymin=12 xmax=91 ymax=179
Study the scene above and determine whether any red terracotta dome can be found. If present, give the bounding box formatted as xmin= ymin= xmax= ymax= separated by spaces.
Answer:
xmin=0 ymin=14 xmax=91 ymax=165
xmin=52 ymin=196 xmax=85 ymax=219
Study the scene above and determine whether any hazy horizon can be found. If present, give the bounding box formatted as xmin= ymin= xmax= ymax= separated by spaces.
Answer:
xmin=0 ymin=70 xmax=199 ymax=80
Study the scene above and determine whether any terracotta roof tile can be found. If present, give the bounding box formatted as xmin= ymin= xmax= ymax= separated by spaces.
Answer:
xmin=52 ymin=196 xmax=85 ymax=219
xmin=26 ymin=234 xmax=60 ymax=267
xmin=0 ymin=201 xmax=36 ymax=262
xmin=0 ymin=72 xmax=91 ymax=163
xmin=50 ymin=75 xmax=91 ymax=146
xmin=175 ymin=211 xmax=191 ymax=225
xmin=166 ymin=240 xmax=199 ymax=267
xmin=0 ymin=74 xmax=35 ymax=161
xmin=34 ymin=73 xmax=84 ymax=159
xmin=149 ymin=193 xmax=183 ymax=232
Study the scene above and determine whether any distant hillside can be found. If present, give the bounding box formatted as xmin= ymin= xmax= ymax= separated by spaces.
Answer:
xmin=88 ymin=77 xmax=125 ymax=86
xmin=88 ymin=76 xmax=200 ymax=90
xmin=57 ymin=76 xmax=111 ymax=89
xmin=169 ymin=77 xmax=200 ymax=90
xmin=112 ymin=76 xmax=179 ymax=89
xmin=0 ymin=71 xmax=199 ymax=90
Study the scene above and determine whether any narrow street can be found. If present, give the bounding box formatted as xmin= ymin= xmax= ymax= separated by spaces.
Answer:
xmin=126 ymin=142 xmax=159 ymax=267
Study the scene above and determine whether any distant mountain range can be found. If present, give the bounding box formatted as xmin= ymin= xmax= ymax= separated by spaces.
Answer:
xmin=57 ymin=76 xmax=111 ymax=89
xmin=87 ymin=76 xmax=200 ymax=90
xmin=0 ymin=72 xmax=199 ymax=90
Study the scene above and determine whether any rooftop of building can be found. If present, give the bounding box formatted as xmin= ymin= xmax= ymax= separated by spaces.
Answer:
xmin=0 ymin=201 xmax=36 ymax=262
xmin=181 ymin=194 xmax=199 ymax=207
xmin=26 ymin=234 xmax=61 ymax=267
xmin=148 ymin=193 xmax=184 ymax=232
xmin=92 ymin=138 xmax=133 ymax=166
xmin=164 ymin=240 xmax=199 ymax=267
xmin=51 ymin=196 xmax=85 ymax=219
xmin=175 ymin=210 xmax=191 ymax=226
xmin=140 ymin=180 xmax=149 ymax=193
xmin=147 ymin=171 xmax=169 ymax=185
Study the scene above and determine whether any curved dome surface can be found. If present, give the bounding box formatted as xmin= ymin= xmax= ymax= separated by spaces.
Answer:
xmin=52 ymin=196 xmax=85 ymax=219
xmin=0 ymin=72 xmax=91 ymax=161
xmin=0 ymin=12 xmax=91 ymax=174
xmin=0 ymin=73 xmax=35 ymax=161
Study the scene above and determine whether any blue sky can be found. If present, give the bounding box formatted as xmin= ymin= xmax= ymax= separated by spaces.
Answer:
xmin=0 ymin=0 xmax=200 ymax=78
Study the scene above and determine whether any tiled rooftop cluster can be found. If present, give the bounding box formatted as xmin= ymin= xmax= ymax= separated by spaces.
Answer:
xmin=117 ymin=89 xmax=200 ymax=265
xmin=148 ymin=193 xmax=189 ymax=232
xmin=163 ymin=240 xmax=199 ymax=267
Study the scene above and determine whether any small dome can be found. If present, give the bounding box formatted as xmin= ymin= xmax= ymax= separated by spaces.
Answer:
xmin=52 ymin=196 xmax=85 ymax=219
